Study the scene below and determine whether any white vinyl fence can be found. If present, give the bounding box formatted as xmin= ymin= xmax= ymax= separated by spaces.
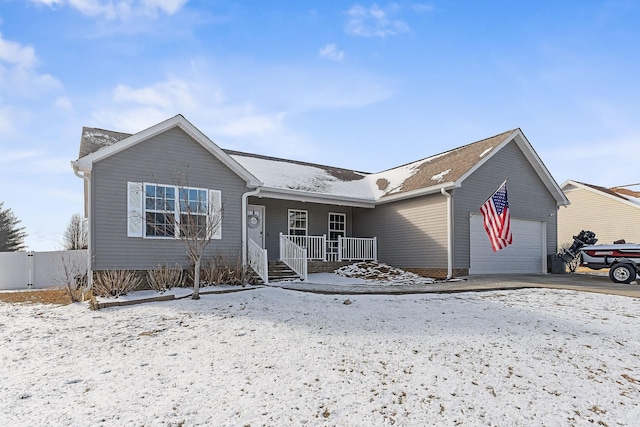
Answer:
xmin=0 ymin=250 xmax=88 ymax=290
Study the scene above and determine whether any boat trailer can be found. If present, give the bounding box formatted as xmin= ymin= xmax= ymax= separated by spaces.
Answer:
xmin=559 ymin=230 xmax=640 ymax=284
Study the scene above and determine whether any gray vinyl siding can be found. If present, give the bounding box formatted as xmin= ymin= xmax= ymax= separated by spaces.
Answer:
xmin=558 ymin=188 xmax=640 ymax=246
xmin=90 ymin=127 xmax=248 ymax=270
xmin=247 ymin=197 xmax=352 ymax=261
xmin=353 ymin=195 xmax=448 ymax=268
xmin=452 ymin=141 xmax=558 ymax=269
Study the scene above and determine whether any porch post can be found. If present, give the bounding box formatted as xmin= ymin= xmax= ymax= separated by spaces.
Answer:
xmin=373 ymin=237 xmax=378 ymax=261
xmin=322 ymin=234 xmax=327 ymax=261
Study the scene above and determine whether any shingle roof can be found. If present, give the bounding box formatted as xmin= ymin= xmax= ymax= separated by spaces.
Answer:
xmin=369 ymin=129 xmax=515 ymax=198
xmin=79 ymin=127 xmax=131 ymax=158
xmin=564 ymin=181 xmax=640 ymax=207
xmin=77 ymin=124 xmax=521 ymax=201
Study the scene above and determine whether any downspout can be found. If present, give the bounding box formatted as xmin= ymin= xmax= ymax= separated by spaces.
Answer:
xmin=241 ymin=187 xmax=262 ymax=266
xmin=72 ymin=162 xmax=92 ymax=292
xmin=440 ymin=188 xmax=453 ymax=280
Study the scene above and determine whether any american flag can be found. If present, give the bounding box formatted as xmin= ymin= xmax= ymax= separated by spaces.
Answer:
xmin=480 ymin=181 xmax=513 ymax=252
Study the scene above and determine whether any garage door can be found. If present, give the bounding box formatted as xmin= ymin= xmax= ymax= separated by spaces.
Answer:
xmin=470 ymin=216 xmax=546 ymax=274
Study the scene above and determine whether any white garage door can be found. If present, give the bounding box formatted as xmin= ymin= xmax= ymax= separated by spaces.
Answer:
xmin=470 ymin=216 xmax=546 ymax=274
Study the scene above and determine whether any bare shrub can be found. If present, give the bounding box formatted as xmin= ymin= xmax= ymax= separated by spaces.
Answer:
xmin=93 ymin=270 xmax=142 ymax=298
xmin=53 ymin=252 xmax=88 ymax=303
xmin=200 ymin=256 xmax=253 ymax=286
xmin=147 ymin=264 xmax=184 ymax=292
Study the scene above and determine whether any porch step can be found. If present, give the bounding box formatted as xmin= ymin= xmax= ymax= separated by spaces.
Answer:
xmin=268 ymin=261 xmax=301 ymax=282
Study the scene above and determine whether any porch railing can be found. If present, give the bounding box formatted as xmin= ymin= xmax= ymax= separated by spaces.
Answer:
xmin=279 ymin=233 xmax=308 ymax=281
xmin=247 ymin=238 xmax=269 ymax=284
xmin=337 ymin=236 xmax=377 ymax=261
xmin=280 ymin=234 xmax=326 ymax=261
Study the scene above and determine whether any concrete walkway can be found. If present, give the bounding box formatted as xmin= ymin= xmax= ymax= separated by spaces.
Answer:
xmin=269 ymin=273 xmax=640 ymax=298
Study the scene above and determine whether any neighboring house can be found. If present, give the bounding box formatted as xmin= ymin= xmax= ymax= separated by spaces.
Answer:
xmin=71 ymin=115 xmax=568 ymax=283
xmin=558 ymin=180 xmax=640 ymax=248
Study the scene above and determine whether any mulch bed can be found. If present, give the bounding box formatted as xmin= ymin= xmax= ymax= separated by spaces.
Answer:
xmin=0 ymin=288 xmax=72 ymax=305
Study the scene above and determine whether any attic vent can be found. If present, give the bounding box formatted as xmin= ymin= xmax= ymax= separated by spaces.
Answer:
xmin=376 ymin=178 xmax=390 ymax=191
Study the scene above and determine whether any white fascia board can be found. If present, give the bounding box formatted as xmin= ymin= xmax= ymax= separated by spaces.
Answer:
xmin=456 ymin=129 xmax=569 ymax=207
xmin=454 ymin=129 xmax=519 ymax=188
xmin=561 ymin=180 xmax=640 ymax=210
xmin=512 ymin=130 xmax=569 ymax=207
xmin=75 ymin=115 xmax=263 ymax=188
xmin=175 ymin=117 xmax=262 ymax=188
xmin=374 ymin=182 xmax=457 ymax=205
xmin=256 ymin=187 xmax=376 ymax=208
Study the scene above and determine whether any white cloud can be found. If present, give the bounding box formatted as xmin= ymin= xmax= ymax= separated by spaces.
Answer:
xmin=319 ymin=43 xmax=345 ymax=62
xmin=545 ymin=133 xmax=640 ymax=188
xmin=345 ymin=3 xmax=410 ymax=38
xmin=87 ymin=58 xmax=394 ymax=159
xmin=113 ymin=82 xmax=185 ymax=108
xmin=55 ymin=96 xmax=73 ymax=111
xmin=30 ymin=0 xmax=188 ymax=20
xmin=0 ymin=33 xmax=62 ymax=96
xmin=411 ymin=3 xmax=434 ymax=13
xmin=219 ymin=112 xmax=287 ymax=137
xmin=0 ymin=33 xmax=37 ymax=68
xmin=0 ymin=149 xmax=42 ymax=163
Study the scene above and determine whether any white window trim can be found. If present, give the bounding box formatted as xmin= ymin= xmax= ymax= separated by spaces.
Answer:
xmin=328 ymin=212 xmax=346 ymax=240
xmin=127 ymin=182 xmax=221 ymax=240
xmin=288 ymin=209 xmax=308 ymax=236
xmin=144 ymin=183 xmax=178 ymax=239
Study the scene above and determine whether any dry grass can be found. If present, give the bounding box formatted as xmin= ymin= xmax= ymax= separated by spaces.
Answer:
xmin=0 ymin=288 xmax=74 ymax=305
xmin=575 ymin=266 xmax=609 ymax=275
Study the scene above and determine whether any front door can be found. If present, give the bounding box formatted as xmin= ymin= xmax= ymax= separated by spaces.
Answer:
xmin=247 ymin=205 xmax=265 ymax=248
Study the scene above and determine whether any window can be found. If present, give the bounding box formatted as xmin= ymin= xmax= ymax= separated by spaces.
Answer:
xmin=328 ymin=213 xmax=346 ymax=241
xmin=288 ymin=209 xmax=307 ymax=236
xmin=145 ymin=184 xmax=176 ymax=237
xmin=179 ymin=188 xmax=208 ymax=238
xmin=127 ymin=182 xmax=221 ymax=240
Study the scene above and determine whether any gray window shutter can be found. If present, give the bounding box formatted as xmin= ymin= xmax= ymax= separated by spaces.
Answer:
xmin=128 ymin=182 xmax=143 ymax=237
xmin=209 ymin=189 xmax=222 ymax=239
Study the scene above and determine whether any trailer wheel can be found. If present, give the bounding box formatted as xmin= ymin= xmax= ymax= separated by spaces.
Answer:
xmin=608 ymin=263 xmax=636 ymax=284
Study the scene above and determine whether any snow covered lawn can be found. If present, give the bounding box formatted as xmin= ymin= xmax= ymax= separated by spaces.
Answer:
xmin=1 ymin=287 xmax=639 ymax=426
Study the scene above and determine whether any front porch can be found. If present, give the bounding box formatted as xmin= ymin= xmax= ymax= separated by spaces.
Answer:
xmin=248 ymin=234 xmax=377 ymax=284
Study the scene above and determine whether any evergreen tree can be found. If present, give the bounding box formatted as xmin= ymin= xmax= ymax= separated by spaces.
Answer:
xmin=0 ymin=202 xmax=27 ymax=252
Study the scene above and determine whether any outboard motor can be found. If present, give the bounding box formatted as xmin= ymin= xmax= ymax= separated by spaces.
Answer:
xmin=560 ymin=230 xmax=598 ymax=263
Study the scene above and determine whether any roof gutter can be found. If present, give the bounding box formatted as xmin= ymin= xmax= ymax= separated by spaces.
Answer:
xmin=257 ymin=187 xmax=376 ymax=208
xmin=71 ymin=161 xmax=92 ymax=293
xmin=440 ymin=188 xmax=453 ymax=280
xmin=376 ymin=182 xmax=458 ymax=205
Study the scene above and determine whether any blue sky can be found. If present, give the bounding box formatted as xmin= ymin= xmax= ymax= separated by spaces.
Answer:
xmin=1 ymin=0 xmax=639 ymax=251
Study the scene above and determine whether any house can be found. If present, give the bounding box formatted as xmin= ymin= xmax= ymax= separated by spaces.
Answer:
xmin=558 ymin=180 xmax=640 ymax=248
xmin=71 ymin=115 xmax=568 ymax=284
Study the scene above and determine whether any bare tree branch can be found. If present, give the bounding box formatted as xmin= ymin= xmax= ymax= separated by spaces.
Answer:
xmin=62 ymin=213 xmax=88 ymax=250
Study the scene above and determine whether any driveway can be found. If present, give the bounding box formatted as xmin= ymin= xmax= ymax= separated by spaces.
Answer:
xmin=272 ymin=273 xmax=640 ymax=298
xmin=449 ymin=273 xmax=640 ymax=298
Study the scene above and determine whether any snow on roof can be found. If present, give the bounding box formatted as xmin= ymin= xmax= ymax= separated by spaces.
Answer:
xmin=565 ymin=181 xmax=640 ymax=207
xmin=228 ymin=152 xmax=374 ymax=200
xmin=79 ymin=127 xmax=131 ymax=158
xmin=78 ymin=124 xmax=518 ymax=203
xmin=610 ymin=185 xmax=640 ymax=206
xmin=479 ymin=147 xmax=494 ymax=157
xmin=229 ymin=148 xmax=463 ymax=201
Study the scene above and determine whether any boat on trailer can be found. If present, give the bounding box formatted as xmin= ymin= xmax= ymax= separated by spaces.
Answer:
xmin=559 ymin=230 xmax=640 ymax=284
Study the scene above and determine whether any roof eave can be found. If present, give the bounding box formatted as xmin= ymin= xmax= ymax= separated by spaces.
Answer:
xmin=375 ymin=182 xmax=458 ymax=205
xmin=256 ymin=187 xmax=376 ymax=208
xmin=561 ymin=180 xmax=640 ymax=210
xmin=457 ymin=129 xmax=569 ymax=207
xmin=74 ymin=115 xmax=262 ymax=187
